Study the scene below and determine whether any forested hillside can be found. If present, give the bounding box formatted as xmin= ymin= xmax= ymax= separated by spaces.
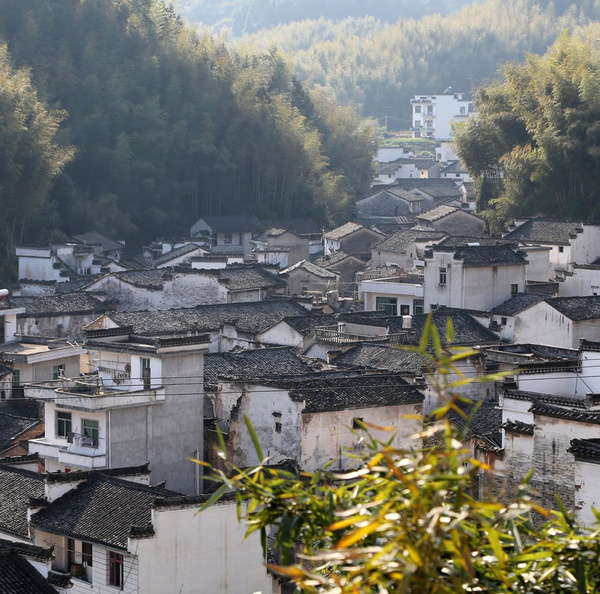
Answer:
xmin=235 ymin=0 xmax=600 ymax=126
xmin=0 ymin=0 xmax=375 ymax=270
xmin=175 ymin=0 xmax=478 ymax=36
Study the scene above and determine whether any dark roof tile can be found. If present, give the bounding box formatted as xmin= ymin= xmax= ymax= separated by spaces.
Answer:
xmin=0 ymin=465 xmax=44 ymax=538
xmin=0 ymin=549 xmax=58 ymax=594
xmin=11 ymin=294 xmax=110 ymax=317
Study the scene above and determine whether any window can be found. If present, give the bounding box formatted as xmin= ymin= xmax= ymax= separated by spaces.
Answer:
xmin=53 ymin=364 xmax=65 ymax=380
xmin=511 ymin=284 xmax=519 ymax=296
xmin=67 ymin=538 xmax=76 ymax=569
xmin=375 ymin=296 xmax=397 ymax=316
xmin=427 ymin=105 xmax=433 ymax=115
xmin=558 ymin=246 xmax=564 ymax=253
xmin=108 ymin=552 xmax=124 ymax=588
xmin=413 ymin=299 xmax=424 ymax=315
xmin=57 ymin=411 xmax=72 ymax=438
xmin=141 ymin=358 xmax=151 ymax=390
xmin=400 ymin=304 xmax=410 ymax=316
xmin=439 ymin=267 xmax=447 ymax=286
xmin=352 ymin=417 xmax=365 ymax=430
xmin=82 ymin=542 xmax=93 ymax=567
xmin=223 ymin=233 xmax=233 ymax=245
xmin=82 ymin=419 xmax=99 ymax=448
xmin=501 ymin=317 xmax=508 ymax=326
xmin=275 ymin=422 xmax=282 ymax=434
xmin=460 ymin=106 xmax=466 ymax=114
xmin=414 ymin=105 xmax=421 ymax=114
xmin=414 ymin=120 xmax=421 ymax=128
xmin=426 ymin=120 xmax=433 ymax=128
xmin=12 ymin=369 xmax=20 ymax=386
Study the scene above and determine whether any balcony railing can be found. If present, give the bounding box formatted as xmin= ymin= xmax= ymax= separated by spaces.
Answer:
xmin=313 ymin=325 xmax=415 ymax=345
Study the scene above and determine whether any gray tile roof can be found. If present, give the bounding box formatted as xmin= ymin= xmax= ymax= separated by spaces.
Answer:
xmin=491 ymin=293 xmax=546 ymax=316
xmin=569 ymin=438 xmax=600 ymax=460
xmin=153 ymin=243 xmax=204 ymax=266
xmin=416 ymin=204 xmax=460 ymax=222
xmin=280 ymin=259 xmax=338 ymax=279
xmin=333 ymin=343 xmax=427 ymax=374
xmin=219 ymin=265 xmax=286 ymax=291
xmin=545 ymin=296 xmax=600 ymax=321
xmin=287 ymin=373 xmax=424 ymax=413
xmin=281 ymin=314 xmax=338 ymax=336
xmin=11 ymin=293 xmax=110 ymax=317
xmin=313 ymin=251 xmax=365 ymax=268
xmin=388 ymin=309 xmax=499 ymax=346
xmin=446 ymin=400 xmax=502 ymax=447
xmin=503 ymin=218 xmax=583 ymax=245
xmin=113 ymin=269 xmax=168 ymax=289
xmin=371 ymin=229 xmax=445 ymax=253
xmin=108 ymin=300 xmax=311 ymax=336
xmin=0 ymin=548 xmax=58 ymax=594
xmin=204 ymin=347 xmax=312 ymax=388
xmin=324 ymin=222 xmax=364 ymax=240
xmin=0 ymin=465 xmax=44 ymax=539
xmin=71 ymin=231 xmax=124 ymax=253
xmin=433 ymin=236 xmax=515 ymax=249
xmin=441 ymin=245 xmax=527 ymax=267
xmin=31 ymin=475 xmax=178 ymax=551
xmin=440 ymin=160 xmax=468 ymax=174
xmin=0 ymin=412 xmax=41 ymax=453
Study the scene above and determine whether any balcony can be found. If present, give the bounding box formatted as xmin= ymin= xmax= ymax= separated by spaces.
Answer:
xmin=314 ymin=325 xmax=415 ymax=345
xmin=361 ymin=277 xmax=424 ymax=298
xmin=29 ymin=433 xmax=107 ymax=470
xmin=53 ymin=378 xmax=166 ymax=411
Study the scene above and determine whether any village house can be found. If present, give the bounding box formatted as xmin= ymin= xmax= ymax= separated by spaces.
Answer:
xmin=253 ymin=226 xmax=309 ymax=266
xmin=372 ymin=158 xmax=441 ymax=185
xmin=313 ymin=251 xmax=366 ymax=297
xmin=323 ymin=222 xmax=383 ymax=260
xmin=439 ymin=160 xmax=472 ymax=182
xmin=85 ymin=299 xmax=312 ymax=353
xmin=26 ymin=329 xmax=210 ymax=494
xmin=423 ymin=243 xmax=527 ymax=312
xmin=414 ymin=204 xmax=486 ymax=237
xmin=80 ymin=264 xmax=285 ymax=310
xmin=70 ymin=231 xmax=125 ymax=262
xmin=411 ymin=91 xmax=473 ymax=140
xmin=503 ymin=218 xmax=600 ymax=282
xmin=0 ymin=398 xmax=44 ymax=458
xmin=0 ymin=289 xmax=25 ymax=343
xmin=208 ymin=370 xmax=424 ymax=472
xmin=260 ymin=217 xmax=325 ymax=257
xmin=151 ymin=243 xmax=208 ymax=268
xmin=189 ymin=215 xmax=263 ymax=257
xmin=360 ymin=270 xmax=425 ymax=316
xmin=370 ymin=229 xmax=446 ymax=270
xmin=355 ymin=187 xmax=431 ymax=225
xmin=280 ymin=259 xmax=339 ymax=298
xmin=10 ymin=293 xmax=111 ymax=340
xmin=16 ymin=244 xmax=96 ymax=285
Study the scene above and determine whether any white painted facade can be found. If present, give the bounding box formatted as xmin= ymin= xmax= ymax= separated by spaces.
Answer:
xmin=411 ymin=93 xmax=473 ymax=140
xmin=424 ymin=250 xmax=526 ymax=312
xmin=361 ymin=278 xmax=424 ymax=316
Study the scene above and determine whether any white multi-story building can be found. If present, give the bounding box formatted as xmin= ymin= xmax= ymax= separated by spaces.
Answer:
xmin=411 ymin=91 xmax=473 ymax=140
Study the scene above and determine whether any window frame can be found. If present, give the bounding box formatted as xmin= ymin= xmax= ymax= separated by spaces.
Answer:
xmin=56 ymin=411 xmax=72 ymax=439
xmin=82 ymin=419 xmax=99 ymax=448
xmin=108 ymin=551 xmax=124 ymax=589
xmin=511 ymin=283 xmax=519 ymax=296
xmin=439 ymin=267 xmax=447 ymax=286
xmin=141 ymin=357 xmax=151 ymax=390
xmin=53 ymin=364 xmax=66 ymax=380
xmin=375 ymin=296 xmax=397 ymax=316
xmin=82 ymin=542 xmax=93 ymax=567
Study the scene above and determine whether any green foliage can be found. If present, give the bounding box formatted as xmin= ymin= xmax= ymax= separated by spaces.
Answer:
xmin=455 ymin=31 xmax=600 ymax=232
xmin=234 ymin=0 xmax=597 ymax=128
xmin=197 ymin=316 xmax=600 ymax=592
xmin=0 ymin=1 xmax=376 ymax=249
xmin=0 ymin=44 xmax=73 ymax=282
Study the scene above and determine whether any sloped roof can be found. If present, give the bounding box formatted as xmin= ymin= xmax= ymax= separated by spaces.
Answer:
xmin=0 ymin=465 xmax=44 ymax=539
xmin=334 ymin=343 xmax=427 ymax=374
xmin=153 ymin=243 xmax=205 ymax=266
xmin=446 ymin=400 xmax=502 ymax=447
xmin=281 ymin=314 xmax=338 ymax=336
xmin=0 ymin=548 xmax=58 ymax=594
xmin=324 ymin=222 xmax=364 ymax=240
xmin=107 ymin=300 xmax=310 ymax=336
xmin=0 ymin=412 xmax=42 ymax=453
xmin=31 ymin=475 xmax=177 ymax=551
xmin=71 ymin=231 xmax=124 ymax=253
xmin=219 ymin=265 xmax=286 ymax=291
xmin=289 ymin=373 xmax=423 ymax=413
xmin=433 ymin=236 xmax=514 ymax=249
xmin=451 ymin=245 xmax=527 ymax=267
xmin=440 ymin=160 xmax=468 ymax=174
xmin=280 ymin=259 xmax=338 ymax=279
xmin=416 ymin=204 xmax=461 ymax=222
xmin=11 ymin=293 xmax=110 ymax=317
xmin=492 ymin=293 xmax=546 ymax=316
xmin=545 ymin=296 xmax=600 ymax=321
xmin=503 ymin=218 xmax=583 ymax=245
xmin=313 ymin=251 xmax=365 ymax=268
xmin=371 ymin=229 xmax=445 ymax=253
xmin=204 ymin=347 xmax=312 ymax=388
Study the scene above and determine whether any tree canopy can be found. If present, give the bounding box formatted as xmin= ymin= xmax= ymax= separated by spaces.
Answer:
xmin=454 ymin=31 xmax=600 ymax=233
xmin=0 ymin=0 xmax=376 ymax=261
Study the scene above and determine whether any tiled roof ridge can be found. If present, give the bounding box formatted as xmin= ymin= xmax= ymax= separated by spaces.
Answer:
xmin=0 ymin=463 xmax=44 ymax=481
xmin=502 ymin=419 xmax=535 ymax=435
xmin=0 ymin=537 xmax=53 ymax=561
xmin=568 ymin=438 xmax=600 ymax=461
xmin=529 ymin=402 xmax=600 ymax=424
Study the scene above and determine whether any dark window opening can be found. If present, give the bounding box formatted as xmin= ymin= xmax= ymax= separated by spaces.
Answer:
xmin=109 ymin=552 xmax=124 ymax=588
xmin=352 ymin=417 xmax=365 ymax=430
xmin=275 ymin=422 xmax=282 ymax=434
xmin=439 ymin=267 xmax=447 ymax=285
xmin=141 ymin=358 xmax=151 ymax=390
xmin=511 ymin=284 xmax=518 ymax=296
xmin=57 ymin=411 xmax=72 ymax=438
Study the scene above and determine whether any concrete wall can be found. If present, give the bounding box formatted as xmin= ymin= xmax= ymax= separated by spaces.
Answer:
xmin=301 ymin=403 xmax=423 ymax=471
xmin=559 ymin=266 xmax=600 ymax=297
xmin=17 ymin=313 xmax=102 ymax=340
xmin=285 ymin=268 xmax=338 ymax=297
xmin=256 ymin=321 xmax=305 ymax=347
xmin=573 ymin=459 xmax=600 ymax=526
xmin=136 ymin=501 xmax=271 ymax=594
xmin=571 ymin=224 xmax=600 ymax=266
